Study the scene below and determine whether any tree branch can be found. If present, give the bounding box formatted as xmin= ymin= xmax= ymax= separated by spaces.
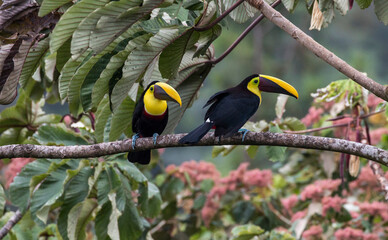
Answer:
xmin=0 ymin=132 xmax=387 ymax=166
xmin=0 ymin=210 xmax=24 ymax=239
xmin=247 ymin=0 xmax=388 ymax=101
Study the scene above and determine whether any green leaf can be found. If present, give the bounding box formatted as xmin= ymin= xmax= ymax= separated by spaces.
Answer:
xmin=89 ymin=0 xmax=164 ymax=54
xmin=275 ymin=95 xmax=289 ymax=120
xmin=0 ymin=185 xmax=5 ymax=218
xmin=355 ymin=0 xmax=373 ymax=9
xmin=193 ymin=25 xmax=221 ymax=58
xmin=95 ymin=201 xmax=112 ymax=240
xmin=231 ymin=201 xmax=256 ymax=224
xmin=19 ymin=37 xmax=50 ymax=88
xmin=58 ymin=166 xmax=94 ymax=240
xmin=109 ymin=96 xmax=135 ymax=141
xmin=282 ymin=0 xmax=299 ymax=12
xmin=67 ymin=199 xmax=98 ymax=240
xmin=110 ymin=28 xmax=180 ymax=110
xmin=10 ymin=159 xmax=53 ymax=212
xmin=281 ymin=117 xmax=306 ymax=131
xmin=50 ymin=0 xmax=109 ymax=53
xmin=159 ymin=29 xmax=194 ymax=79
xmin=266 ymin=124 xmax=287 ymax=162
xmin=141 ymin=182 xmax=162 ymax=218
xmin=38 ymin=0 xmax=72 ymax=17
xmin=246 ymin=145 xmax=259 ymax=159
xmin=231 ymin=224 xmax=264 ymax=240
xmin=224 ymin=0 xmax=258 ymax=23
xmin=333 ymin=0 xmax=349 ymax=15
xmin=115 ymin=160 xmax=148 ymax=183
xmin=163 ymin=50 xmax=213 ymax=134
xmin=33 ymin=124 xmax=89 ymax=146
xmin=95 ymin=97 xmax=111 ymax=143
xmin=91 ymin=34 xmax=150 ymax=109
xmin=375 ymin=0 xmax=388 ymax=25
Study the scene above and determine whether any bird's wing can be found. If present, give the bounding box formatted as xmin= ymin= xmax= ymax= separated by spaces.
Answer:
xmin=203 ymin=90 xmax=230 ymax=108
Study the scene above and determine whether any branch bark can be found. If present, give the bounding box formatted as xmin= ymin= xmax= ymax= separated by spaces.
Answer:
xmin=247 ymin=0 xmax=388 ymax=101
xmin=0 ymin=210 xmax=23 ymax=239
xmin=0 ymin=132 xmax=387 ymax=166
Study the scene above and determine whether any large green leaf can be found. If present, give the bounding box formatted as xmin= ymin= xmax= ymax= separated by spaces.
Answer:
xmin=89 ymin=0 xmax=164 ymax=54
xmin=9 ymin=159 xmax=54 ymax=212
xmin=140 ymin=182 xmax=162 ymax=218
xmin=33 ymin=124 xmax=89 ymax=146
xmin=19 ymin=37 xmax=50 ymax=88
xmin=223 ymin=0 xmax=258 ymax=23
xmin=91 ymin=34 xmax=150 ymax=109
xmin=375 ymin=0 xmax=388 ymax=25
xmin=266 ymin=124 xmax=287 ymax=162
xmin=38 ymin=0 xmax=72 ymax=17
xmin=95 ymin=201 xmax=112 ymax=240
xmin=67 ymin=199 xmax=98 ymax=240
xmin=50 ymin=0 xmax=109 ymax=53
xmin=163 ymin=49 xmax=214 ymax=134
xmin=110 ymin=28 xmax=180 ymax=111
xmin=95 ymin=97 xmax=111 ymax=143
xmin=333 ymin=0 xmax=349 ymax=15
xmin=109 ymin=96 xmax=135 ymax=141
xmin=159 ymin=29 xmax=195 ymax=79
xmin=0 ymin=185 xmax=5 ymax=218
xmin=231 ymin=224 xmax=264 ymax=240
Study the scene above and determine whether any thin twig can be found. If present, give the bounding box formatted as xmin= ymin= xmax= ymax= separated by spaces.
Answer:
xmin=284 ymin=110 xmax=385 ymax=134
xmin=247 ymin=0 xmax=388 ymax=101
xmin=0 ymin=210 xmax=24 ymax=239
xmin=209 ymin=0 xmax=281 ymax=65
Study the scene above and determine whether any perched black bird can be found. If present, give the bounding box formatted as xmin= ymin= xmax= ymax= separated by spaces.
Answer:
xmin=128 ymin=81 xmax=181 ymax=164
xmin=179 ymin=74 xmax=298 ymax=144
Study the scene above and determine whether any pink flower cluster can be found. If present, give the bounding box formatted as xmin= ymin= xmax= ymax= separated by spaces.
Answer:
xmin=200 ymin=163 xmax=272 ymax=226
xmin=5 ymin=158 xmax=35 ymax=188
xmin=349 ymin=167 xmax=380 ymax=190
xmin=301 ymin=107 xmax=324 ymax=127
xmin=322 ymin=196 xmax=345 ymax=216
xmin=300 ymin=179 xmax=341 ymax=201
xmin=334 ymin=227 xmax=378 ymax=240
xmin=367 ymin=94 xmax=384 ymax=109
xmin=281 ymin=194 xmax=298 ymax=215
xmin=358 ymin=201 xmax=388 ymax=221
xmin=166 ymin=160 xmax=220 ymax=185
xmin=302 ymin=225 xmax=323 ymax=240
xmin=370 ymin=128 xmax=388 ymax=145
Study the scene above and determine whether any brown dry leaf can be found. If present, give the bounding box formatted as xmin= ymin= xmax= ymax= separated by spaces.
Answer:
xmin=309 ymin=0 xmax=324 ymax=31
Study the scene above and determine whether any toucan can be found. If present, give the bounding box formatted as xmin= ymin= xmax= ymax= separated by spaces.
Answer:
xmin=128 ymin=81 xmax=182 ymax=164
xmin=179 ymin=74 xmax=298 ymax=144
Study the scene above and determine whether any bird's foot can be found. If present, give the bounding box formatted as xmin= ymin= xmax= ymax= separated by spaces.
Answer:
xmin=131 ymin=134 xmax=140 ymax=150
xmin=152 ymin=133 xmax=159 ymax=146
xmin=238 ymin=128 xmax=249 ymax=142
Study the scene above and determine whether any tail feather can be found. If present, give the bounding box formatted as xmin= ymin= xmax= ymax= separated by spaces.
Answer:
xmin=127 ymin=150 xmax=151 ymax=165
xmin=179 ymin=122 xmax=213 ymax=144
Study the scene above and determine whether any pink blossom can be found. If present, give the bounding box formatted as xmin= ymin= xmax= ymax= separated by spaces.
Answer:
xmin=167 ymin=161 xmax=220 ymax=185
xmin=349 ymin=167 xmax=380 ymax=190
xmin=5 ymin=158 xmax=35 ymax=188
xmin=291 ymin=210 xmax=306 ymax=222
xmin=281 ymin=195 xmax=298 ymax=215
xmin=370 ymin=128 xmax=388 ymax=145
xmin=363 ymin=233 xmax=379 ymax=240
xmin=301 ymin=107 xmax=324 ymax=127
xmin=367 ymin=94 xmax=384 ymax=109
xmin=165 ymin=164 xmax=177 ymax=174
xmin=322 ymin=196 xmax=345 ymax=216
xmin=201 ymin=198 xmax=219 ymax=226
xmin=332 ymin=117 xmax=358 ymax=141
xmin=242 ymin=169 xmax=272 ymax=187
xmin=358 ymin=202 xmax=388 ymax=221
xmin=301 ymin=185 xmax=323 ymax=201
xmin=302 ymin=225 xmax=323 ymax=240
xmin=315 ymin=179 xmax=342 ymax=192
xmin=334 ymin=227 xmax=364 ymax=240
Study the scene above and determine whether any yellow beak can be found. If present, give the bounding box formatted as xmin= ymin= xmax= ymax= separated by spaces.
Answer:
xmin=154 ymin=82 xmax=182 ymax=106
xmin=259 ymin=74 xmax=299 ymax=99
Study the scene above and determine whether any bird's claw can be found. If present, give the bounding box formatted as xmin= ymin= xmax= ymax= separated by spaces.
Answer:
xmin=238 ymin=128 xmax=249 ymax=142
xmin=153 ymin=133 xmax=159 ymax=146
xmin=131 ymin=134 xmax=140 ymax=150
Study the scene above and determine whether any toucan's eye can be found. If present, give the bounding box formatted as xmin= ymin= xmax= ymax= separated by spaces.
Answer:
xmin=150 ymin=86 xmax=154 ymax=91
xmin=254 ymin=79 xmax=258 ymax=84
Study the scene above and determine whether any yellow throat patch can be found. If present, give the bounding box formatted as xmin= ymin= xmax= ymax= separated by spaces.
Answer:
xmin=247 ymin=77 xmax=262 ymax=101
xmin=143 ymin=85 xmax=167 ymax=116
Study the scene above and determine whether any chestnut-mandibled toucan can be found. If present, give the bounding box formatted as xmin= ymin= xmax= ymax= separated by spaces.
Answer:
xmin=128 ymin=81 xmax=182 ymax=164
xmin=179 ymin=74 xmax=298 ymax=144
